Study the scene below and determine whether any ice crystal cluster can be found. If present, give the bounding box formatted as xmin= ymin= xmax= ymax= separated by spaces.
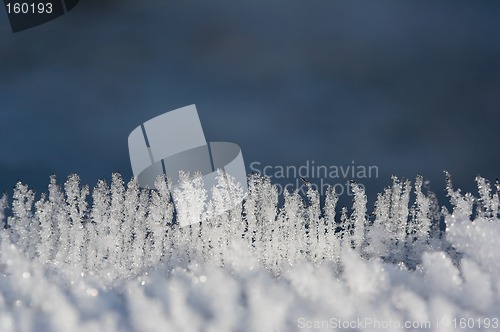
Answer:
xmin=0 ymin=171 xmax=499 ymax=331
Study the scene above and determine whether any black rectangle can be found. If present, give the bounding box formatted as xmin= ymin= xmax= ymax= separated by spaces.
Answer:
xmin=4 ymin=0 xmax=65 ymax=32
xmin=63 ymin=0 xmax=78 ymax=11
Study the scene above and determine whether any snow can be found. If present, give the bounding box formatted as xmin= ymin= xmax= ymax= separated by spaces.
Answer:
xmin=0 ymin=173 xmax=499 ymax=331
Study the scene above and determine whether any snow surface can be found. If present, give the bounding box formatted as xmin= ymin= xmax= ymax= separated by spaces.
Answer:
xmin=0 ymin=172 xmax=499 ymax=331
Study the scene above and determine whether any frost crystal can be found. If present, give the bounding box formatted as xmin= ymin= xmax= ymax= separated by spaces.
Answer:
xmin=0 ymin=173 xmax=498 ymax=331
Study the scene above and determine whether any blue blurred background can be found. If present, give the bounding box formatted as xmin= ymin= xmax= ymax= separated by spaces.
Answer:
xmin=0 ymin=0 xmax=498 ymax=208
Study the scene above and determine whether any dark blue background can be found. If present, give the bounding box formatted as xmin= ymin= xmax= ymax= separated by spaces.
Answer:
xmin=0 ymin=0 xmax=498 ymax=208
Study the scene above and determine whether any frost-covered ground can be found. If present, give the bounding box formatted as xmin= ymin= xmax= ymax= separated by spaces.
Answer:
xmin=0 ymin=173 xmax=499 ymax=331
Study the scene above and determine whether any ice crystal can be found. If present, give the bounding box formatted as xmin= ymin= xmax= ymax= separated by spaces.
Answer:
xmin=0 ymin=172 xmax=498 ymax=331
